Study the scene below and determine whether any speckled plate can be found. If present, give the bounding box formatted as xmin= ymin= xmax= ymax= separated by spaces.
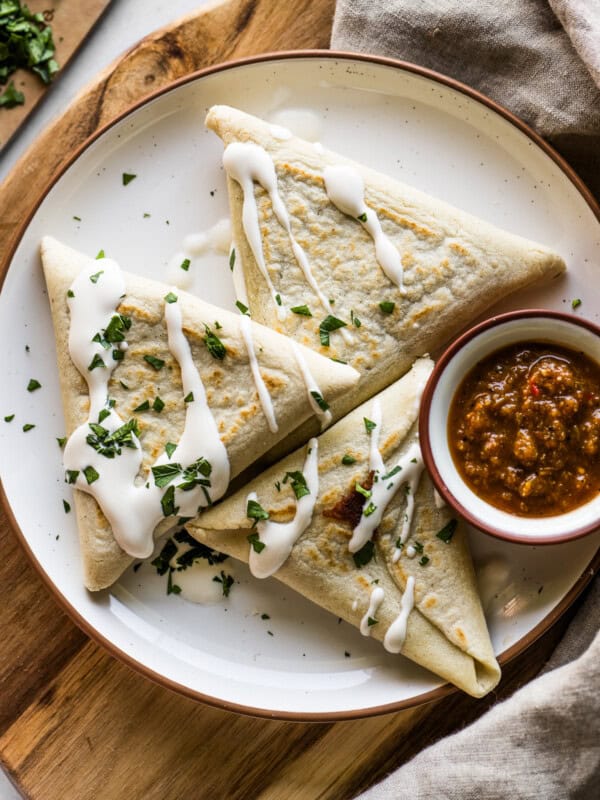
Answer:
xmin=0 ymin=53 xmax=599 ymax=719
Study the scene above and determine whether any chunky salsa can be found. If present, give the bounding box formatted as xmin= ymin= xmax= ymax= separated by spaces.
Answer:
xmin=448 ymin=342 xmax=600 ymax=516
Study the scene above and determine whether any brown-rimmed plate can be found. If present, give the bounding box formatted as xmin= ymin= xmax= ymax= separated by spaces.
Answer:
xmin=0 ymin=52 xmax=598 ymax=720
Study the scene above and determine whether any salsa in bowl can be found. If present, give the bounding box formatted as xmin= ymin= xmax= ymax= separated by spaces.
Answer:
xmin=420 ymin=310 xmax=600 ymax=544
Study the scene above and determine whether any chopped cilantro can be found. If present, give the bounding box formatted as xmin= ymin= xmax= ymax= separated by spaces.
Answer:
xmin=133 ymin=400 xmax=150 ymax=412
xmin=56 ymin=436 xmax=66 ymax=448
xmin=112 ymin=349 xmax=124 ymax=361
xmin=66 ymin=469 xmax=79 ymax=484
xmin=352 ymin=540 xmax=375 ymax=568
xmin=175 ymin=456 xmax=211 ymax=492
xmin=412 ymin=540 xmax=424 ymax=554
xmin=381 ymin=465 xmax=402 ymax=480
xmin=247 ymin=498 xmax=270 ymax=523
xmin=341 ymin=454 xmax=356 ymax=465
xmin=167 ymin=570 xmax=181 ymax=595
xmin=350 ymin=309 xmax=361 ymax=328
xmin=119 ymin=381 xmax=129 ymax=391
xmin=355 ymin=482 xmax=372 ymax=499
xmin=0 ymin=4 xmax=59 ymax=97
xmin=436 ymin=518 xmax=457 ymax=544
xmin=160 ymin=485 xmax=178 ymax=517
xmin=275 ymin=294 xmax=282 ymax=306
xmin=229 ymin=248 xmax=236 ymax=271
xmin=184 ymin=392 xmax=194 ymax=403
xmin=4 ymin=414 xmax=14 ymax=422
xmin=291 ymin=304 xmax=312 ymax=317
xmin=310 ymin=390 xmax=330 ymax=412
xmin=165 ymin=442 xmax=177 ymax=458
xmin=22 ymin=423 xmax=35 ymax=432
xmin=152 ymin=462 xmax=181 ymax=488
xmin=204 ymin=325 xmax=226 ymax=359
xmin=283 ymin=470 xmax=310 ymax=500
xmin=379 ymin=301 xmax=395 ymax=314
xmin=319 ymin=314 xmax=347 ymax=347
xmin=261 ymin=613 xmax=270 ymax=620
xmin=63 ymin=500 xmax=70 ymax=513
xmin=143 ymin=354 xmax=165 ymax=371
xmin=247 ymin=531 xmax=265 ymax=553
xmin=90 ymin=270 xmax=104 ymax=283
xmin=67 ymin=289 xmax=75 ymax=298
xmin=83 ymin=465 xmax=99 ymax=484
xmin=104 ymin=314 xmax=131 ymax=343
xmin=419 ymin=555 xmax=430 ymax=566
xmin=151 ymin=538 xmax=177 ymax=575
xmin=363 ymin=502 xmax=377 ymax=517
xmin=572 ymin=298 xmax=582 ymax=309
xmin=0 ymin=81 xmax=23 ymax=108
xmin=122 ymin=173 xmax=137 ymax=186
xmin=367 ymin=616 xmax=378 ymax=626
xmin=357 ymin=212 xmax=368 ymax=222
xmin=364 ymin=417 xmax=376 ymax=434
xmin=180 ymin=258 xmax=190 ymax=271
xmin=86 ymin=417 xmax=139 ymax=458
xmin=152 ymin=396 xmax=165 ymax=412
xmin=236 ymin=300 xmax=250 ymax=315
xmin=213 ymin=571 xmax=234 ymax=597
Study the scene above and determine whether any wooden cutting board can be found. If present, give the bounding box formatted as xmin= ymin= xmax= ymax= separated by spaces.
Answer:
xmin=0 ymin=1 xmax=595 ymax=798
xmin=0 ymin=0 xmax=112 ymax=150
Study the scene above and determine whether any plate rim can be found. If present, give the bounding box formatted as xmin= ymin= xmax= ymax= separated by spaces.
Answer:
xmin=1 ymin=48 xmax=599 ymax=721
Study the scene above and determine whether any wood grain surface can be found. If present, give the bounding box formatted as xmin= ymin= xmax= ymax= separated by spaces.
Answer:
xmin=0 ymin=0 xmax=113 ymax=151
xmin=0 ymin=1 xmax=595 ymax=798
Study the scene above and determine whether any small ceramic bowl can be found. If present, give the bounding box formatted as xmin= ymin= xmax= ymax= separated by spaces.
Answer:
xmin=419 ymin=309 xmax=600 ymax=544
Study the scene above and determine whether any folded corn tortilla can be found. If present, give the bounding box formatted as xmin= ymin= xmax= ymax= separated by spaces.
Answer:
xmin=190 ymin=358 xmax=501 ymax=698
xmin=41 ymin=236 xmax=359 ymax=590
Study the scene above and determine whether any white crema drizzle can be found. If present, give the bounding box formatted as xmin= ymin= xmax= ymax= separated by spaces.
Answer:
xmin=359 ymin=586 xmax=385 ymax=636
xmin=247 ymin=438 xmax=319 ymax=578
xmin=383 ymin=576 xmax=415 ymax=653
xmin=223 ymin=142 xmax=352 ymax=344
xmin=290 ymin=341 xmax=332 ymax=429
xmin=238 ymin=313 xmax=278 ymax=434
xmin=323 ymin=165 xmax=405 ymax=293
xmin=348 ymin=398 xmax=424 ymax=555
xmin=64 ymin=264 xmax=229 ymax=558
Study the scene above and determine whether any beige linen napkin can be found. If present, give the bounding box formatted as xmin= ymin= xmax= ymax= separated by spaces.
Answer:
xmin=331 ymin=0 xmax=600 ymax=197
xmin=355 ymin=580 xmax=599 ymax=799
xmin=331 ymin=1 xmax=600 ymax=796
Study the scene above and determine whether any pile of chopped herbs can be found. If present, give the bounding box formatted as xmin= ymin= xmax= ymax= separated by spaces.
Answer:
xmin=151 ymin=528 xmax=233 ymax=597
xmin=0 ymin=1 xmax=59 ymax=109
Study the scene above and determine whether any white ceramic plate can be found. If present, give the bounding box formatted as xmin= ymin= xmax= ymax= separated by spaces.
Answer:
xmin=1 ymin=54 xmax=599 ymax=719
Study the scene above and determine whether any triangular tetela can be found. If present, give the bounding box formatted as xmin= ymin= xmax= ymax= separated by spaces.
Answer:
xmin=206 ymin=104 xmax=566 ymax=429
xmin=189 ymin=358 xmax=501 ymax=698
xmin=41 ymin=236 xmax=359 ymax=591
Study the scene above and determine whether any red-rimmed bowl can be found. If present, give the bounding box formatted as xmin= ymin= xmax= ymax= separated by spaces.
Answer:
xmin=419 ymin=309 xmax=600 ymax=545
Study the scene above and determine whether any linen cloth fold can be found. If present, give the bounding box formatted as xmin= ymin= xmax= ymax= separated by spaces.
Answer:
xmin=355 ymin=580 xmax=600 ymax=799
xmin=331 ymin=2 xmax=600 ymax=797
xmin=331 ymin=0 xmax=600 ymax=196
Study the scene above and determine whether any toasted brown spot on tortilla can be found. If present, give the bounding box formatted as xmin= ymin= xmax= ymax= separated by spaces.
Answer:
xmin=454 ymin=627 xmax=467 ymax=647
